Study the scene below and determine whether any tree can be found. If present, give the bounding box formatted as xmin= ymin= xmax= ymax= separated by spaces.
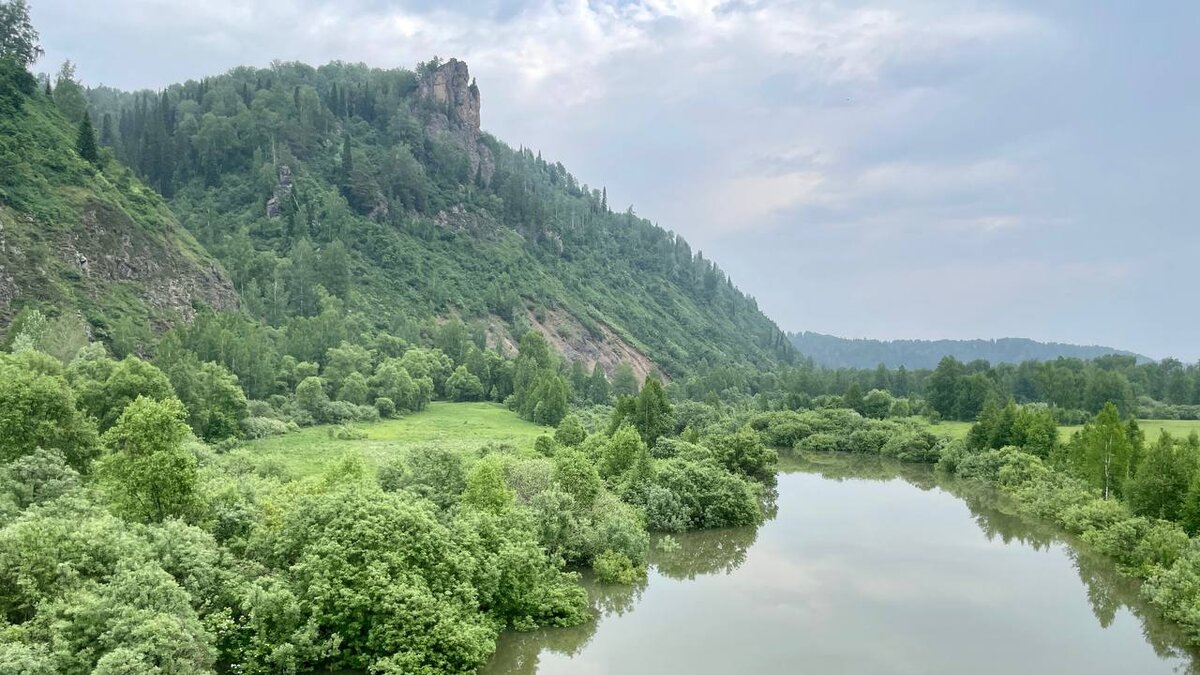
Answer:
xmin=446 ymin=365 xmax=485 ymax=401
xmin=76 ymin=110 xmax=99 ymax=164
xmin=632 ymin=375 xmax=674 ymax=445
xmin=1066 ymin=402 xmax=1137 ymax=500
xmin=0 ymin=0 xmax=42 ymax=67
xmin=1127 ymin=432 xmax=1195 ymax=521
xmin=841 ymin=383 xmax=864 ymax=414
xmin=530 ymin=373 xmax=568 ymax=426
xmin=51 ymin=60 xmax=86 ymax=123
xmin=163 ymin=356 xmax=248 ymax=441
xmin=337 ymin=371 xmax=370 ymax=405
xmin=554 ymin=414 xmax=586 ymax=447
xmin=295 ymin=376 xmax=330 ymax=422
xmin=76 ymin=355 xmax=175 ymax=431
xmin=97 ymin=396 xmax=197 ymax=522
xmin=462 ymin=455 xmax=513 ymax=513
xmin=0 ymin=356 xmax=98 ymax=469
xmin=861 ymin=389 xmax=893 ymax=419
xmin=927 ymin=356 xmax=963 ymax=419
xmin=599 ymin=425 xmax=648 ymax=480
xmin=705 ymin=426 xmax=777 ymax=484
xmin=588 ymin=363 xmax=610 ymax=404
xmin=611 ymin=363 xmax=639 ymax=398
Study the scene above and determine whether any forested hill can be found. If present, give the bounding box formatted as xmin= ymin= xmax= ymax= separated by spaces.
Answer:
xmin=80 ymin=58 xmax=794 ymax=376
xmin=788 ymin=331 xmax=1146 ymax=370
xmin=0 ymin=59 xmax=237 ymax=344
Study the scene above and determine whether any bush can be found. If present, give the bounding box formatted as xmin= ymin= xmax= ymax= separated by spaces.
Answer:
xmin=593 ymin=549 xmax=642 ymax=585
xmin=796 ymin=432 xmax=840 ymax=453
xmin=330 ymin=425 xmax=367 ymax=440
xmin=374 ymin=397 xmax=396 ymax=419
xmin=240 ymin=416 xmax=291 ymax=439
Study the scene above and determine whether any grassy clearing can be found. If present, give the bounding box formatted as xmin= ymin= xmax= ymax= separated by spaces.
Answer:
xmin=932 ymin=418 xmax=1200 ymax=442
xmin=223 ymin=401 xmax=550 ymax=477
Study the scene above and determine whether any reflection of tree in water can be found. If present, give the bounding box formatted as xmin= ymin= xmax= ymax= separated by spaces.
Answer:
xmin=939 ymin=464 xmax=1200 ymax=672
xmin=589 ymin=571 xmax=647 ymax=616
xmin=482 ymin=620 xmax=599 ymax=675
xmin=790 ymin=450 xmax=1200 ymax=672
xmin=652 ymin=526 xmax=760 ymax=580
xmin=481 ymin=573 xmax=647 ymax=675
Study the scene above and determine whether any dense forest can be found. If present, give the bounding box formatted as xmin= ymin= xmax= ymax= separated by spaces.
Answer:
xmin=6 ymin=1 xmax=1200 ymax=672
xmin=788 ymin=331 xmax=1146 ymax=370
xmin=75 ymin=52 xmax=794 ymax=376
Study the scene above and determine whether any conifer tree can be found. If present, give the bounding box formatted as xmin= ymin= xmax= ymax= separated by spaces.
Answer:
xmin=76 ymin=110 xmax=99 ymax=165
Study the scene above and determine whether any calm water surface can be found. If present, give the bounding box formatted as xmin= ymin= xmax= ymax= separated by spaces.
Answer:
xmin=484 ymin=454 xmax=1198 ymax=674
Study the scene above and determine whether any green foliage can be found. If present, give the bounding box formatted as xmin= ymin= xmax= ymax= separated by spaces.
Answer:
xmin=1126 ymin=431 xmax=1197 ymax=522
xmin=598 ymin=425 xmax=649 ymax=480
xmin=74 ymin=354 xmax=175 ymax=432
xmin=97 ymin=396 xmax=198 ymax=522
xmin=0 ymin=0 xmax=42 ymax=68
xmin=160 ymin=354 xmax=249 ymax=441
xmin=446 ymin=364 xmax=485 ymax=402
xmin=76 ymin=110 xmax=99 ymax=164
xmin=593 ymin=549 xmax=642 ymax=585
xmin=463 ymin=455 xmax=515 ymax=513
xmin=294 ymin=376 xmax=329 ymax=422
xmin=703 ymin=426 xmax=776 ymax=484
xmin=0 ymin=353 xmax=98 ymax=469
xmin=250 ymin=485 xmax=497 ymax=672
xmin=1063 ymin=403 xmax=1140 ymax=500
xmin=0 ymin=447 xmax=80 ymax=508
xmin=554 ymin=413 xmax=586 ymax=447
xmin=378 ymin=446 xmax=466 ymax=510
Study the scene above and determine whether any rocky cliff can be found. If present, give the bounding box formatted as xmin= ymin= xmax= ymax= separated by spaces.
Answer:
xmin=417 ymin=59 xmax=495 ymax=185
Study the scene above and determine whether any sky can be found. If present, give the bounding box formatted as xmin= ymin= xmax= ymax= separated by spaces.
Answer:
xmin=29 ymin=0 xmax=1200 ymax=360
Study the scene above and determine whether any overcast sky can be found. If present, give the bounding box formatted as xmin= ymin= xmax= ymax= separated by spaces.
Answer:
xmin=30 ymin=0 xmax=1200 ymax=360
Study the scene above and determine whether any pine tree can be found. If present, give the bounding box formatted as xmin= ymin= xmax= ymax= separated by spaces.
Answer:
xmin=76 ymin=111 xmax=99 ymax=165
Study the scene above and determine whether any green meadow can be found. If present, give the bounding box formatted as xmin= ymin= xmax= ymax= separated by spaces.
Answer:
xmin=224 ymin=401 xmax=550 ymax=477
xmin=932 ymin=418 xmax=1200 ymax=443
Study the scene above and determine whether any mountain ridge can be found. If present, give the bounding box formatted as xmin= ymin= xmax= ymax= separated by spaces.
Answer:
xmin=789 ymin=330 xmax=1148 ymax=370
xmin=74 ymin=57 xmax=794 ymax=375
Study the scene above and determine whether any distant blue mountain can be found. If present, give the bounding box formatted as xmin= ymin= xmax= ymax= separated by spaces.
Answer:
xmin=787 ymin=332 xmax=1148 ymax=370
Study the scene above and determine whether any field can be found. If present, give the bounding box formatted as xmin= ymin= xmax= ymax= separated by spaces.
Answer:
xmin=223 ymin=402 xmax=550 ymax=477
xmin=931 ymin=418 xmax=1200 ymax=442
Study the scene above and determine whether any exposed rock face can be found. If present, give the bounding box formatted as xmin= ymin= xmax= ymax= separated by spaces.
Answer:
xmin=0 ymin=200 xmax=238 ymax=330
xmin=417 ymin=59 xmax=495 ymax=186
xmin=525 ymin=308 xmax=665 ymax=384
xmin=265 ymin=164 xmax=293 ymax=218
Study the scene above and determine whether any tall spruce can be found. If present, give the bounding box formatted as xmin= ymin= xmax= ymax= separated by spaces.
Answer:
xmin=76 ymin=110 xmax=99 ymax=165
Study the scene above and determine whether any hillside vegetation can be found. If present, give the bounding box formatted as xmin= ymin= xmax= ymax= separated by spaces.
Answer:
xmin=83 ymin=58 xmax=794 ymax=377
xmin=0 ymin=58 xmax=236 ymax=345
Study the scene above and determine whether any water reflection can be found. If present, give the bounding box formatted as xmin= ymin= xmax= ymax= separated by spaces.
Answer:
xmin=785 ymin=451 xmax=1199 ymax=671
xmin=485 ymin=452 xmax=1200 ymax=674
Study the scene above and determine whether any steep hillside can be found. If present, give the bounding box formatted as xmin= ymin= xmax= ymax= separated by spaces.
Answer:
xmin=0 ymin=60 xmax=236 ymax=342
xmin=789 ymin=331 xmax=1146 ymax=369
xmin=86 ymin=58 xmax=794 ymax=376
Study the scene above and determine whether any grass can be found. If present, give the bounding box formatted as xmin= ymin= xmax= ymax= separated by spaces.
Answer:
xmin=931 ymin=418 xmax=1200 ymax=442
xmin=224 ymin=401 xmax=550 ymax=478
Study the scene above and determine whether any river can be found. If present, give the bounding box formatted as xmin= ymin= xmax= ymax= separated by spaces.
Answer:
xmin=483 ymin=453 xmax=1198 ymax=674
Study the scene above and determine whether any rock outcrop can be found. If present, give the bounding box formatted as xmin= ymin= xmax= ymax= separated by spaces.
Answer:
xmin=265 ymin=164 xmax=293 ymax=218
xmin=417 ymin=59 xmax=495 ymax=186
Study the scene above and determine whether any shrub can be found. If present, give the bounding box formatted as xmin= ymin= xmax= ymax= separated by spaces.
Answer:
xmin=330 ymin=425 xmax=367 ymax=440
xmin=240 ymin=416 xmax=291 ymax=439
xmin=593 ymin=549 xmax=642 ymax=585
xmin=374 ymin=397 xmax=396 ymax=419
